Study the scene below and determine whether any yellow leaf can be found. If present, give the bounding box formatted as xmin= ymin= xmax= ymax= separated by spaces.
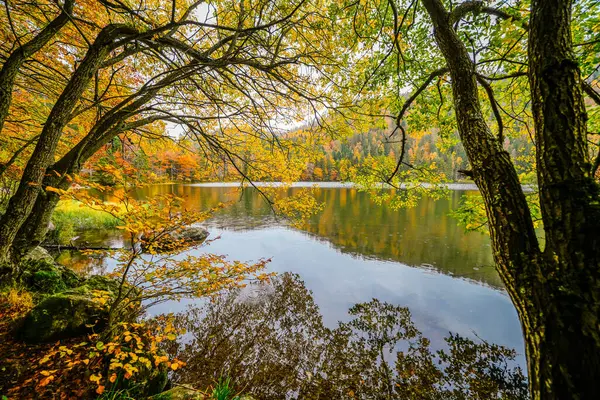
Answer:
xmin=109 ymin=373 xmax=117 ymax=383
xmin=39 ymin=375 xmax=55 ymax=387
xmin=90 ymin=373 xmax=102 ymax=383
xmin=170 ymin=362 xmax=179 ymax=371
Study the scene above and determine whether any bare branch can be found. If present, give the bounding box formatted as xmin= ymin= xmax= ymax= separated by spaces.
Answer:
xmin=390 ymin=67 xmax=449 ymax=139
xmin=476 ymin=74 xmax=504 ymax=144
xmin=449 ymin=1 xmax=526 ymax=28
xmin=583 ymin=81 xmax=600 ymax=106
xmin=385 ymin=67 xmax=448 ymax=182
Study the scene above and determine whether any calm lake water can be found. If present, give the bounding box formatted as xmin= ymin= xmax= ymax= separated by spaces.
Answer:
xmin=58 ymin=183 xmax=525 ymax=368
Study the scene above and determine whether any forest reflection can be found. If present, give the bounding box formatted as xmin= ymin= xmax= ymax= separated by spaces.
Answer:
xmin=166 ymin=273 xmax=527 ymax=400
xmin=132 ymin=185 xmax=500 ymax=287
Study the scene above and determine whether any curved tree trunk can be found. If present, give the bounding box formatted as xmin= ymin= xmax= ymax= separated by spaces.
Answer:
xmin=11 ymin=69 xmax=187 ymax=259
xmin=0 ymin=24 xmax=135 ymax=266
xmin=11 ymin=118 xmax=164 ymax=258
xmin=421 ymin=0 xmax=600 ymax=398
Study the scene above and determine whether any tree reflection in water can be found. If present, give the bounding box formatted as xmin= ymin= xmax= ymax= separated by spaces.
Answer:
xmin=167 ymin=273 xmax=527 ymax=399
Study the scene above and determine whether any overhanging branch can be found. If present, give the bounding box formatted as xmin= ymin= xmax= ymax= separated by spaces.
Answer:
xmin=389 ymin=67 xmax=449 ymax=140
xmin=386 ymin=67 xmax=448 ymax=182
xmin=449 ymin=1 xmax=526 ymax=28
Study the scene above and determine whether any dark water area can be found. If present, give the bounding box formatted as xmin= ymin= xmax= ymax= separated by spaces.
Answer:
xmin=57 ymin=183 xmax=525 ymax=369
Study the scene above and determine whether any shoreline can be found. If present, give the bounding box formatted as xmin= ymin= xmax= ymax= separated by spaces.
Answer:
xmin=185 ymin=181 xmax=536 ymax=191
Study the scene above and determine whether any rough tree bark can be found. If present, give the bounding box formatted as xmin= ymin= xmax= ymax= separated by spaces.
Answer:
xmin=527 ymin=0 xmax=600 ymax=398
xmin=0 ymin=24 xmax=136 ymax=266
xmin=10 ymin=67 xmax=190 ymax=259
xmin=421 ymin=0 xmax=600 ymax=398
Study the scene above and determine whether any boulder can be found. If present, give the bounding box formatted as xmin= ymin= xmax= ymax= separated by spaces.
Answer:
xmin=150 ymin=385 xmax=204 ymax=400
xmin=171 ymin=226 xmax=209 ymax=244
xmin=22 ymin=246 xmax=54 ymax=264
xmin=19 ymin=249 xmax=82 ymax=293
xmin=19 ymin=291 xmax=110 ymax=343
xmin=142 ymin=226 xmax=209 ymax=253
xmin=149 ymin=383 xmax=256 ymax=400
xmin=19 ymin=274 xmax=133 ymax=343
xmin=83 ymin=274 xmax=121 ymax=293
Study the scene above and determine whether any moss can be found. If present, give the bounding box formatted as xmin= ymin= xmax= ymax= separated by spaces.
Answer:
xmin=30 ymin=268 xmax=66 ymax=293
xmin=19 ymin=292 xmax=110 ymax=343
xmin=150 ymin=386 xmax=204 ymax=400
xmin=16 ymin=270 xmax=144 ymax=343
xmin=85 ymin=275 xmax=121 ymax=293
xmin=19 ymin=258 xmax=83 ymax=294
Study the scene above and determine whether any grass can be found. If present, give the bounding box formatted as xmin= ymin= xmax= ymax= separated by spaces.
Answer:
xmin=49 ymin=200 xmax=123 ymax=244
xmin=52 ymin=200 xmax=122 ymax=231
xmin=212 ymin=377 xmax=241 ymax=400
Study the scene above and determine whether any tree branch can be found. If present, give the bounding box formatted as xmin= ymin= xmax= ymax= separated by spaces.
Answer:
xmin=583 ymin=81 xmax=600 ymax=106
xmin=389 ymin=67 xmax=449 ymax=140
xmin=386 ymin=68 xmax=448 ymax=182
xmin=449 ymin=1 xmax=525 ymax=27
xmin=0 ymin=0 xmax=75 ymax=135
xmin=0 ymin=135 xmax=40 ymax=177
xmin=476 ymin=74 xmax=504 ymax=144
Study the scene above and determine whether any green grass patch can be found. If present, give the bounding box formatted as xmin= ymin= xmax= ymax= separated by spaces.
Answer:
xmin=52 ymin=200 xmax=122 ymax=235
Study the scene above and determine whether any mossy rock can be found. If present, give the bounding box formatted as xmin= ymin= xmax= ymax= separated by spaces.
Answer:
xmin=80 ymin=275 xmax=141 ymax=312
xmin=172 ymin=226 xmax=209 ymax=244
xmin=82 ymin=275 xmax=121 ymax=293
xmin=151 ymin=385 xmax=205 ymax=400
xmin=18 ymin=250 xmax=83 ymax=294
xmin=151 ymin=386 xmax=257 ymax=400
xmin=18 ymin=272 xmax=142 ymax=343
xmin=19 ymin=292 xmax=109 ymax=343
xmin=60 ymin=275 xmax=122 ymax=297
xmin=143 ymin=226 xmax=209 ymax=253
xmin=22 ymin=246 xmax=54 ymax=264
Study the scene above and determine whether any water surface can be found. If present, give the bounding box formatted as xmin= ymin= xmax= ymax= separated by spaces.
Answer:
xmin=59 ymin=183 xmax=525 ymax=366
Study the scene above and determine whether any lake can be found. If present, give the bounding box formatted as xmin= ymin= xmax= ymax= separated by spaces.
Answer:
xmin=58 ymin=183 xmax=526 ymax=368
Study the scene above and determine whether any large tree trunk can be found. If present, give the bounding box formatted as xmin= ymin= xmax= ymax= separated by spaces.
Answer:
xmin=421 ymin=0 xmax=600 ymax=398
xmin=0 ymin=24 xmax=135 ymax=266
xmin=527 ymin=0 xmax=600 ymax=398
xmin=11 ymin=115 xmax=163 ymax=259
xmin=10 ymin=70 xmax=181 ymax=259
xmin=11 ymin=143 xmax=105 ymax=258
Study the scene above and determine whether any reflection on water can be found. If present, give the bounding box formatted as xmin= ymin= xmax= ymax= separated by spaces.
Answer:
xmin=57 ymin=184 xmax=525 ymax=369
xmin=165 ymin=273 xmax=528 ymax=400
xmin=131 ymin=184 xmax=498 ymax=287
